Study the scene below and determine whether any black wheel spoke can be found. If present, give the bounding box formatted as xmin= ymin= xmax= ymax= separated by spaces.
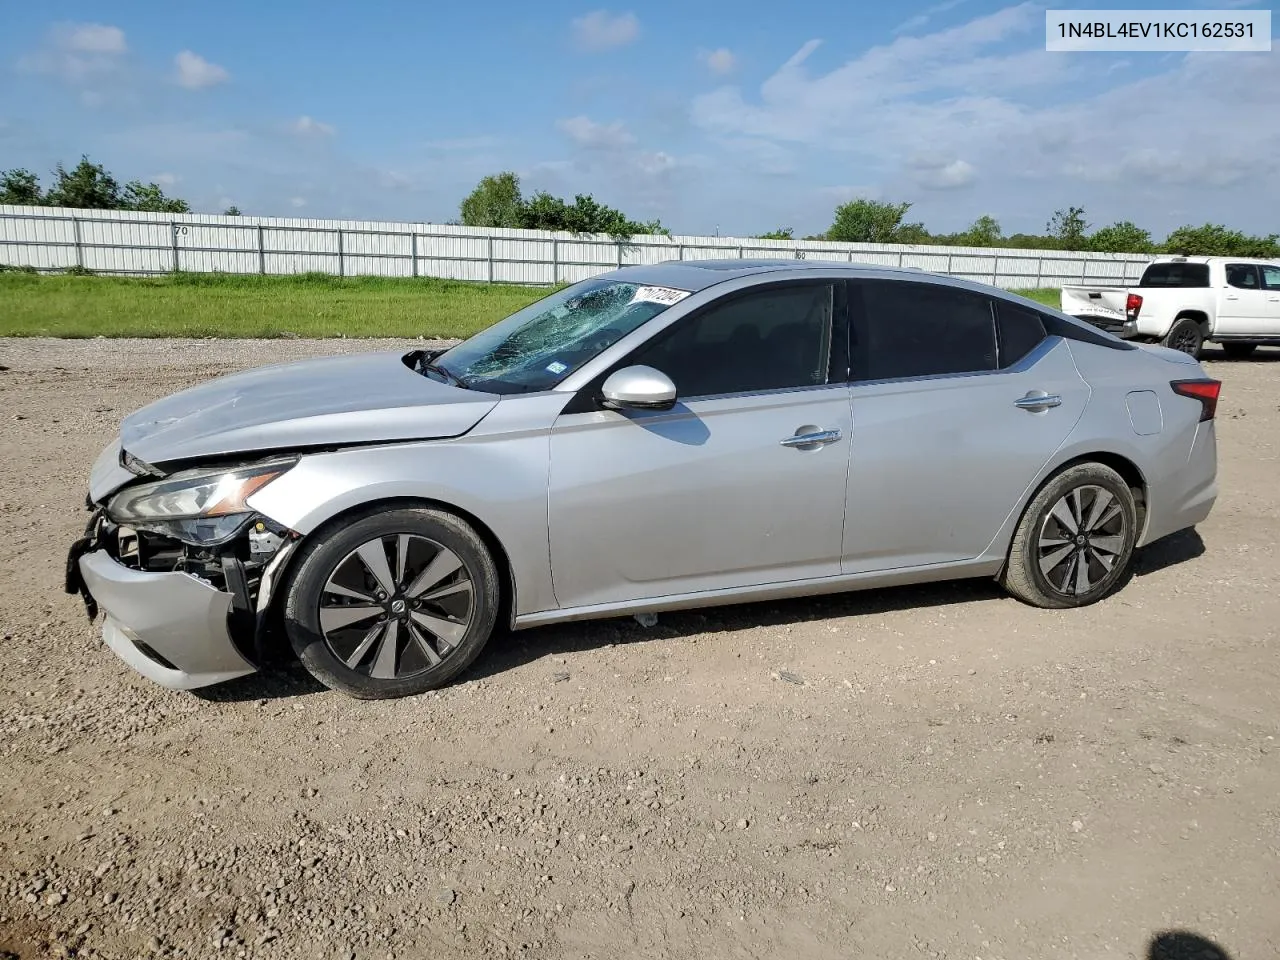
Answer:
xmin=320 ymin=533 xmax=473 ymax=682
xmin=1037 ymin=484 xmax=1129 ymax=599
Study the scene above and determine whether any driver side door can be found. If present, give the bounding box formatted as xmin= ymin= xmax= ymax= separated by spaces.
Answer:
xmin=545 ymin=280 xmax=854 ymax=610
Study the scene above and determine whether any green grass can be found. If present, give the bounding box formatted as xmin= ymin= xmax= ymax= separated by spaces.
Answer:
xmin=0 ymin=271 xmax=553 ymax=339
xmin=0 ymin=270 xmax=1064 ymax=339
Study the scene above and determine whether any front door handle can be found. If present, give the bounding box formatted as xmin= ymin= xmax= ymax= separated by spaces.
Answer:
xmin=780 ymin=429 xmax=842 ymax=448
xmin=1014 ymin=392 xmax=1062 ymax=412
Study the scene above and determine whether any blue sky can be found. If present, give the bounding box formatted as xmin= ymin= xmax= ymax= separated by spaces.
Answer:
xmin=1 ymin=0 xmax=1276 ymax=238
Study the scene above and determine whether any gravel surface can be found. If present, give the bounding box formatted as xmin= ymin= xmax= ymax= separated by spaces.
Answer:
xmin=1 ymin=338 xmax=1277 ymax=960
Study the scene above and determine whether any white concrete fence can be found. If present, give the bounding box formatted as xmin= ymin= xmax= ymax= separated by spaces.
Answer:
xmin=0 ymin=205 xmax=1154 ymax=290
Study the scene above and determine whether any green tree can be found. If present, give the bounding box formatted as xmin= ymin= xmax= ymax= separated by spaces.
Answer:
xmin=753 ymin=227 xmax=794 ymax=240
xmin=892 ymin=222 xmax=934 ymax=245
xmin=1161 ymin=223 xmax=1280 ymax=258
xmin=1088 ymin=221 xmax=1154 ymax=254
xmin=959 ymin=215 xmax=1001 ymax=247
xmin=459 ymin=171 xmax=525 ymax=228
xmin=0 ymin=168 xmax=43 ymax=205
xmin=826 ymin=199 xmax=913 ymax=243
xmin=1046 ymin=206 xmax=1089 ymax=250
xmin=43 ymin=156 xmax=121 ymax=209
xmin=223 ymin=205 xmax=242 ymax=216
xmin=121 ymin=180 xmax=190 ymax=213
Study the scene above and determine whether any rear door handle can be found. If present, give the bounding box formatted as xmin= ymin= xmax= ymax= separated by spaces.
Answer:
xmin=780 ymin=429 xmax=842 ymax=448
xmin=1014 ymin=393 xmax=1062 ymax=412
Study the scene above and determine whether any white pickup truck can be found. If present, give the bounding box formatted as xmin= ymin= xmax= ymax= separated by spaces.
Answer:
xmin=1061 ymin=256 xmax=1280 ymax=358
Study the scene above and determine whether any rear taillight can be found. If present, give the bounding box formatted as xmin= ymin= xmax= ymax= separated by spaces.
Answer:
xmin=1171 ymin=378 xmax=1221 ymax=421
xmin=1126 ymin=292 xmax=1143 ymax=320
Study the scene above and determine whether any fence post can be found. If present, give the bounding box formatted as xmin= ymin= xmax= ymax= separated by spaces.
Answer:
xmin=897 ymin=250 xmax=904 ymax=268
xmin=487 ymin=235 xmax=495 ymax=282
xmin=170 ymin=222 xmax=179 ymax=272
xmin=411 ymin=232 xmax=419 ymax=278
xmin=677 ymin=244 xmax=685 ymax=261
xmin=551 ymin=238 xmax=559 ymax=284
xmin=945 ymin=252 xmax=953 ymax=276
xmin=1034 ymin=257 xmax=1043 ymax=289
xmin=72 ymin=216 xmax=84 ymax=270
xmin=337 ymin=228 xmax=345 ymax=277
xmin=257 ymin=225 xmax=266 ymax=275
xmin=616 ymin=240 xmax=624 ymax=269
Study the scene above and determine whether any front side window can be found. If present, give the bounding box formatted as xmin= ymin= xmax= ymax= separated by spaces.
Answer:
xmin=853 ymin=281 xmax=997 ymax=381
xmin=1138 ymin=262 xmax=1210 ymax=288
xmin=1259 ymin=265 xmax=1280 ymax=291
xmin=628 ymin=284 xmax=835 ymax=398
xmin=1225 ymin=264 xmax=1261 ymax=289
xmin=434 ymin=278 xmax=689 ymax=393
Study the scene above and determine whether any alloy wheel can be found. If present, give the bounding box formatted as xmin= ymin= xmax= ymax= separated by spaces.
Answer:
xmin=318 ymin=534 xmax=474 ymax=679
xmin=1037 ymin=484 xmax=1129 ymax=597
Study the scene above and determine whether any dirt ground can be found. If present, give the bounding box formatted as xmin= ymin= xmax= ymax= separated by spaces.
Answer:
xmin=0 ymin=337 xmax=1276 ymax=960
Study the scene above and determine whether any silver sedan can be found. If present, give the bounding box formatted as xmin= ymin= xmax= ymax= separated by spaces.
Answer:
xmin=66 ymin=261 xmax=1220 ymax=699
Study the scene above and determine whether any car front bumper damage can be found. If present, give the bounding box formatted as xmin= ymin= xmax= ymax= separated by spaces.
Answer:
xmin=65 ymin=502 xmax=295 ymax=691
xmin=75 ymin=549 xmax=255 ymax=690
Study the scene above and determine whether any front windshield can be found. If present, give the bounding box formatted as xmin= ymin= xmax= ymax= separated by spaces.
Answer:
xmin=433 ymin=278 xmax=690 ymax=393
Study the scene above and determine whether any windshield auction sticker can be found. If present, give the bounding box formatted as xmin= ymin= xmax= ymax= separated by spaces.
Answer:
xmin=629 ymin=285 xmax=691 ymax=307
xmin=1046 ymin=9 xmax=1270 ymax=51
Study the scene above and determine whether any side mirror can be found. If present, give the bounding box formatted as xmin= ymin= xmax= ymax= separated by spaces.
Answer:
xmin=600 ymin=365 xmax=678 ymax=411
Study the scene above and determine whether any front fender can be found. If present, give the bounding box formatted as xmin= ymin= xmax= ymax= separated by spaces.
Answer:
xmin=246 ymin=420 xmax=557 ymax=618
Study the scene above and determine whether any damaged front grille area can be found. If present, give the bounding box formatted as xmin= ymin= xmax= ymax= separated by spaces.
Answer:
xmin=78 ymin=505 xmax=296 ymax=664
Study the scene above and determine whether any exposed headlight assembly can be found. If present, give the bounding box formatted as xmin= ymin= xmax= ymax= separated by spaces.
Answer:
xmin=106 ymin=460 xmax=295 ymax=545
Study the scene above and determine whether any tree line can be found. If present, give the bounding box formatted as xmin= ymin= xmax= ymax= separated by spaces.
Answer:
xmin=458 ymin=172 xmax=669 ymax=239
xmin=5 ymin=158 xmax=1276 ymax=258
xmin=0 ymin=156 xmax=242 ymax=216
xmin=759 ymin=199 xmax=1279 ymax=258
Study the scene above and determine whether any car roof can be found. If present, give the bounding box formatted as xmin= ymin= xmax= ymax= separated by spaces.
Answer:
xmin=1151 ymin=256 xmax=1279 ymax=266
xmin=597 ymin=258 xmax=928 ymax=292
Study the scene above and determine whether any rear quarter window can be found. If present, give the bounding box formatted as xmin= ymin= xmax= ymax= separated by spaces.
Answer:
xmin=1138 ymin=263 xmax=1210 ymax=288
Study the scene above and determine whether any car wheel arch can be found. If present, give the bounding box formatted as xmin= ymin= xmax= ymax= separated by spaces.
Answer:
xmin=987 ymin=449 xmax=1149 ymax=578
xmin=271 ymin=496 xmax=518 ymax=634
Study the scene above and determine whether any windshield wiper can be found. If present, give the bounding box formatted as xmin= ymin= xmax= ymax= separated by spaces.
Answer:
xmin=423 ymin=359 xmax=467 ymax=389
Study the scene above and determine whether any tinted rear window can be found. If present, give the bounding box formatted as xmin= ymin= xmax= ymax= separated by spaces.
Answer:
xmin=1139 ymin=263 xmax=1210 ymax=288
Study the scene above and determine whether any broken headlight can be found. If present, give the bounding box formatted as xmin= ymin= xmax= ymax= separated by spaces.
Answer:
xmin=106 ymin=460 xmax=295 ymax=545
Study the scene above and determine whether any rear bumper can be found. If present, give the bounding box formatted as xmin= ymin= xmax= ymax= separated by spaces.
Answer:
xmin=77 ymin=550 xmax=257 ymax=690
xmin=1139 ymin=421 xmax=1217 ymax=547
xmin=1074 ymin=314 xmax=1138 ymax=340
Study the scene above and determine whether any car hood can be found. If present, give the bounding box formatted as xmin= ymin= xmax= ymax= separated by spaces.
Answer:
xmin=118 ymin=351 xmax=500 ymax=467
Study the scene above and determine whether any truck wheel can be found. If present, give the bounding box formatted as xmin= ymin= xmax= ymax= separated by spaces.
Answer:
xmin=1221 ymin=343 xmax=1257 ymax=360
xmin=1163 ymin=317 xmax=1204 ymax=359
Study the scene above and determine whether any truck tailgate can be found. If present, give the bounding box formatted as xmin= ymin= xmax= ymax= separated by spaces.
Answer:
xmin=1060 ymin=286 xmax=1128 ymax=322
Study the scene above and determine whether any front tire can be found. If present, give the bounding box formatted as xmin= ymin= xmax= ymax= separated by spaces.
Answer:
xmin=283 ymin=506 xmax=501 ymax=699
xmin=1001 ymin=463 xmax=1138 ymax=609
xmin=1162 ymin=317 xmax=1204 ymax=358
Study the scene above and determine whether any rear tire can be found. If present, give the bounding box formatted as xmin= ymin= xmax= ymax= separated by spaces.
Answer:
xmin=1162 ymin=317 xmax=1204 ymax=359
xmin=1001 ymin=463 xmax=1138 ymax=609
xmin=1220 ymin=342 xmax=1257 ymax=360
xmin=283 ymin=506 xmax=500 ymax=699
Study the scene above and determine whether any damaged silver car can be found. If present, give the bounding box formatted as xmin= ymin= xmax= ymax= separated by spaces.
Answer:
xmin=67 ymin=260 xmax=1219 ymax=699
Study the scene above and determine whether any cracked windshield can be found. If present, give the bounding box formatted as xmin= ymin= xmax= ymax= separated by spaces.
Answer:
xmin=434 ymin=279 xmax=689 ymax=392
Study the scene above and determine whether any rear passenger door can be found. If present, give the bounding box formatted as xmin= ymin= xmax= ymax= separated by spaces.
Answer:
xmin=1217 ymin=264 xmax=1269 ymax=335
xmin=841 ymin=281 xmax=1090 ymax=574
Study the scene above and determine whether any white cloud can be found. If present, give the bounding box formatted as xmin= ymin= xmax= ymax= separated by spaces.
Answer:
xmin=700 ymin=47 xmax=736 ymax=75
xmin=151 ymin=172 xmax=180 ymax=187
xmin=892 ymin=0 xmax=969 ymax=35
xmin=908 ymin=156 xmax=976 ymax=189
xmin=570 ymin=10 xmax=640 ymax=52
xmin=19 ymin=22 xmax=127 ymax=83
xmin=289 ymin=196 xmax=307 ymax=208
xmin=556 ymin=115 xmax=636 ymax=149
xmin=174 ymin=50 xmax=229 ymax=89
xmin=291 ymin=115 xmax=336 ymax=137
